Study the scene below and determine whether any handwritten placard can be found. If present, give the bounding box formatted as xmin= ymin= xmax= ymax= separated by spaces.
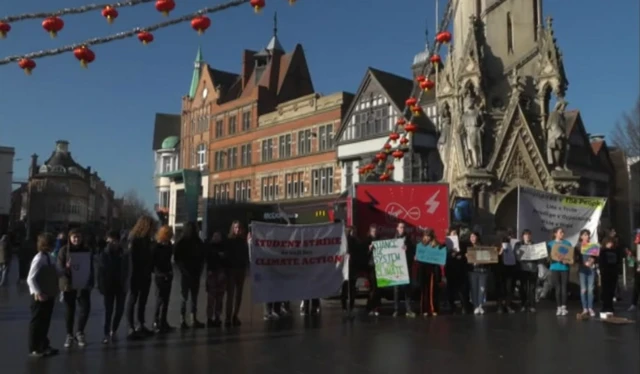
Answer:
xmin=580 ymin=243 xmax=600 ymax=257
xmin=550 ymin=243 xmax=574 ymax=264
xmin=416 ymin=243 xmax=447 ymax=266
xmin=372 ymin=239 xmax=410 ymax=288
xmin=445 ymin=236 xmax=460 ymax=252
xmin=517 ymin=242 xmax=549 ymax=261
xmin=467 ymin=246 xmax=499 ymax=264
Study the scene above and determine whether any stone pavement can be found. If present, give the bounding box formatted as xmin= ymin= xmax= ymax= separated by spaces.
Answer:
xmin=0 ymin=259 xmax=638 ymax=374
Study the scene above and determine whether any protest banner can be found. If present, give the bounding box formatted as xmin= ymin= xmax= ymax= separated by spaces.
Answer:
xmin=249 ymin=221 xmax=348 ymax=303
xmin=550 ymin=242 xmax=574 ymax=264
xmin=517 ymin=242 xmax=549 ymax=261
xmin=517 ymin=187 xmax=606 ymax=245
xmin=466 ymin=246 xmax=499 ymax=264
xmin=445 ymin=236 xmax=460 ymax=252
xmin=372 ymin=239 xmax=410 ymax=288
xmin=580 ymin=243 xmax=600 ymax=257
xmin=416 ymin=243 xmax=447 ymax=265
xmin=69 ymin=252 xmax=92 ymax=290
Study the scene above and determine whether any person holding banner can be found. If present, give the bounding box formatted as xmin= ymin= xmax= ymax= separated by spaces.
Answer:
xmin=363 ymin=224 xmax=381 ymax=316
xmin=547 ymin=227 xmax=572 ymax=316
xmin=599 ymin=237 xmax=621 ymax=314
xmin=415 ymin=229 xmax=443 ymax=317
xmin=466 ymin=232 xmax=489 ymax=315
xmin=496 ymin=233 xmax=518 ymax=314
xmin=341 ymin=226 xmax=361 ymax=316
xmin=515 ymin=230 xmax=541 ymax=313
xmin=57 ymin=229 xmax=94 ymax=348
xmin=392 ymin=223 xmax=416 ymax=318
xmin=575 ymin=229 xmax=597 ymax=318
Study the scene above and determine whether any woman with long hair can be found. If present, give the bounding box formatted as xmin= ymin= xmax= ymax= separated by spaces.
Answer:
xmin=416 ymin=229 xmax=444 ymax=317
xmin=126 ymin=215 xmax=156 ymax=339
xmin=466 ymin=231 xmax=488 ymax=315
xmin=547 ymin=227 xmax=571 ymax=316
xmin=174 ymin=221 xmax=205 ymax=329
xmin=363 ymin=224 xmax=381 ymax=316
xmin=152 ymin=225 xmax=175 ymax=333
xmin=206 ymin=231 xmax=227 ymax=327
xmin=98 ymin=230 xmax=130 ymax=344
xmin=575 ymin=229 xmax=597 ymax=317
xmin=224 ymin=221 xmax=249 ymax=327
xmin=515 ymin=229 xmax=539 ymax=312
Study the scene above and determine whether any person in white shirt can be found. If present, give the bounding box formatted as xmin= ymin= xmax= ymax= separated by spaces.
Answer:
xmin=27 ymin=233 xmax=62 ymax=357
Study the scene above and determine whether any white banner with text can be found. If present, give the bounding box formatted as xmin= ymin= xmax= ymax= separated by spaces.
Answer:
xmin=249 ymin=221 xmax=348 ymax=303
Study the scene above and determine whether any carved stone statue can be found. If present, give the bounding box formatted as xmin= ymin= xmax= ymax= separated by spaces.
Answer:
xmin=546 ymin=99 xmax=569 ymax=170
xmin=460 ymin=93 xmax=484 ymax=168
xmin=437 ymin=104 xmax=451 ymax=176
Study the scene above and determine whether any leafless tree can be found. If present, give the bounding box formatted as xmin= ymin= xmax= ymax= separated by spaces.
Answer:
xmin=118 ymin=189 xmax=154 ymax=229
xmin=612 ymin=98 xmax=640 ymax=157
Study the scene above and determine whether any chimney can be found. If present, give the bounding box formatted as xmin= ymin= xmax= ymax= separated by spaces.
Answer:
xmin=29 ymin=153 xmax=38 ymax=178
xmin=242 ymin=50 xmax=256 ymax=88
xmin=55 ymin=140 xmax=69 ymax=153
xmin=589 ymin=134 xmax=605 ymax=142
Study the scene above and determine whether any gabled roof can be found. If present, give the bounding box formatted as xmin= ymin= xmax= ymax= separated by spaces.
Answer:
xmin=152 ymin=113 xmax=181 ymax=151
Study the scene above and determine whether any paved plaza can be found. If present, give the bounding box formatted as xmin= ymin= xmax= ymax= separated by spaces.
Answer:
xmin=0 ymin=261 xmax=638 ymax=374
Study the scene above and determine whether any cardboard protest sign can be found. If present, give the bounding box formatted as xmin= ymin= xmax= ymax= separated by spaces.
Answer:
xmin=517 ymin=242 xmax=548 ymax=261
xmin=550 ymin=242 xmax=574 ymax=264
xmin=416 ymin=243 xmax=447 ymax=266
xmin=466 ymin=246 xmax=499 ymax=264
xmin=580 ymin=243 xmax=600 ymax=257
xmin=372 ymin=239 xmax=410 ymax=288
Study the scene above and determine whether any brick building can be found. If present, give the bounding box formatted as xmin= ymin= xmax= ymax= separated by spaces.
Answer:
xmin=169 ymin=23 xmax=353 ymax=233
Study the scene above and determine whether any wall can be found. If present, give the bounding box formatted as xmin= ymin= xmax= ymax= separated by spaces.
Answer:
xmin=0 ymin=146 xmax=15 ymax=216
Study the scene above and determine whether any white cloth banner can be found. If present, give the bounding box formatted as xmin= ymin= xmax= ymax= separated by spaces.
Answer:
xmin=517 ymin=187 xmax=606 ymax=246
xmin=249 ymin=221 xmax=348 ymax=303
xmin=70 ymin=252 xmax=92 ymax=290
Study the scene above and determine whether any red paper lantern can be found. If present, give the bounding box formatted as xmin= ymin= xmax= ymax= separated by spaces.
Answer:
xmin=155 ymin=0 xmax=176 ymax=16
xmin=396 ymin=118 xmax=406 ymax=127
xmin=392 ymin=149 xmax=404 ymax=159
xmin=416 ymin=75 xmax=426 ymax=82
xmin=42 ymin=16 xmax=64 ymax=38
xmin=386 ymin=164 xmax=395 ymax=171
xmin=137 ymin=31 xmax=154 ymax=45
xmin=404 ymin=123 xmax=417 ymax=133
xmin=411 ymin=105 xmax=422 ymax=116
xmin=379 ymin=173 xmax=390 ymax=181
xmin=101 ymin=6 xmax=119 ymax=24
xmin=0 ymin=22 xmax=11 ymax=38
xmin=389 ymin=132 xmax=400 ymax=142
xmin=250 ymin=0 xmax=266 ymax=13
xmin=289 ymin=0 xmax=297 ymax=4
xmin=436 ymin=31 xmax=452 ymax=44
xmin=375 ymin=152 xmax=387 ymax=163
xmin=420 ymin=79 xmax=435 ymax=91
xmin=405 ymin=97 xmax=417 ymax=107
xmin=383 ymin=143 xmax=392 ymax=153
xmin=18 ymin=58 xmax=36 ymax=75
xmin=73 ymin=46 xmax=95 ymax=68
xmin=191 ymin=15 xmax=211 ymax=35
xmin=430 ymin=54 xmax=441 ymax=65
xmin=400 ymin=137 xmax=409 ymax=146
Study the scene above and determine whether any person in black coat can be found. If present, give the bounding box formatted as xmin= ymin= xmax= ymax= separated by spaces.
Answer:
xmin=206 ymin=231 xmax=227 ymax=327
xmin=152 ymin=225 xmax=175 ymax=333
xmin=362 ymin=224 xmax=381 ymax=316
xmin=174 ymin=221 xmax=205 ymax=329
xmin=224 ymin=221 xmax=249 ymax=327
xmin=445 ymin=227 xmax=472 ymax=314
xmin=341 ymin=226 xmax=362 ymax=314
xmin=416 ymin=229 xmax=444 ymax=316
xmin=393 ymin=222 xmax=416 ymax=317
xmin=97 ymin=231 xmax=130 ymax=344
xmin=126 ymin=216 xmax=156 ymax=339
xmin=599 ymin=237 xmax=621 ymax=313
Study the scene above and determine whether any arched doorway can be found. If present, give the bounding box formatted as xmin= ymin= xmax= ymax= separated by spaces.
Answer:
xmin=494 ymin=188 xmax=518 ymax=232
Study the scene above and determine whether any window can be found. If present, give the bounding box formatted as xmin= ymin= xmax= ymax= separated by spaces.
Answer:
xmin=345 ymin=161 xmax=353 ymax=187
xmin=159 ymin=191 xmax=170 ymax=209
xmin=241 ymin=144 xmax=252 ymax=166
xmin=161 ymin=156 xmax=172 ymax=173
xmin=196 ymin=144 xmax=207 ymax=169
xmin=215 ymin=119 xmax=223 ymax=138
xmin=507 ymin=12 xmax=514 ymax=54
xmin=228 ymin=115 xmax=237 ymax=135
xmin=227 ymin=147 xmax=237 ymax=169
xmin=261 ymin=139 xmax=273 ymax=162
xmin=213 ymin=183 xmax=230 ymax=204
xmin=261 ymin=176 xmax=279 ymax=201
xmin=352 ymin=105 xmax=389 ymax=139
xmin=234 ymin=180 xmax=251 ymax=202
xmin=311 ymin=167 xmax=333 ymax=196
xmin=214 ymin=151 xmax=225 ymax=171
xmin=242 ymin=111 xmax=251 ymax=131
xmin=298 ymin=129 xmax=311 ymax=155
xmin=285 ymin=172 xmax=305 ymax=199
xmin=402 ymin=152 xmax=430 ymax=182
xmin=318 ymin=124 xmax=334 ymax=151
xmin=279 ymin=134 xmax=292 ymax=158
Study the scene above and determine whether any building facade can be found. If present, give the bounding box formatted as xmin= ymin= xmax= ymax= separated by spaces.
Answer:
xmin=0 ymin=146 xmax=15 ymax=234
xmin=14 ymin=140 xmax=117 ymax=238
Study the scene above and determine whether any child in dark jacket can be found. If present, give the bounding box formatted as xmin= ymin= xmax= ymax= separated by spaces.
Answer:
xmin=206 ymin=232 xmax=227 ymax=327
xmin=599 ymin=237 xmax=621 ymax=314
xmin=97 ymin=231 xmax=130 ymax=344
xmin=152 ymin=225 xmax=175 ymax=333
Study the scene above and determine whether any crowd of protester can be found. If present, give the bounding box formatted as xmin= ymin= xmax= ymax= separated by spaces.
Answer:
xmin=0 ymin=216 xmax=637 ymax=359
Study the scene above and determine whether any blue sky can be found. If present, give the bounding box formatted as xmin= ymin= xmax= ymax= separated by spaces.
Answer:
xmin=1 ymin=0 xmax=638 ymax=208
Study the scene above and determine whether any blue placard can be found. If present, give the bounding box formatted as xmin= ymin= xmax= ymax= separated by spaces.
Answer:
xmin=416 ymin=243 xmax=447 ymax=265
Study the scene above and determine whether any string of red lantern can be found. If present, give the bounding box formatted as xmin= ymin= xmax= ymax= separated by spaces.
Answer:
xmin=0 ymin=0 xmax=155 ymax=24
xmin=359 ymin=0 xmax=455 ymax=181
xmin=1 ymin=0 xmax=290 ymax=71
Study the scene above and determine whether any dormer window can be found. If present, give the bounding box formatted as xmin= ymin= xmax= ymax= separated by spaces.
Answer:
xmin=52 ymin=166 xmax=65 ymax=173
xmin=39 ymin=165 xmax=49 ymax=173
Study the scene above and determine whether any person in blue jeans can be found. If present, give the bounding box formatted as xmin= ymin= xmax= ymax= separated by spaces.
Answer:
xmin=575 ymin=229 xmax=597 ymax=317
xmin=466 ymin=232 xmax=489 ymax=315
xmin=547 ymin=227 xmax=572 ymax=316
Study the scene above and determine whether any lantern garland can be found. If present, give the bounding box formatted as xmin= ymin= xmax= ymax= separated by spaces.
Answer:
xmin=0 ymin=0 xmax=156 ymax=23
xmin=359 ymin=0 xmax=455 ymax=181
